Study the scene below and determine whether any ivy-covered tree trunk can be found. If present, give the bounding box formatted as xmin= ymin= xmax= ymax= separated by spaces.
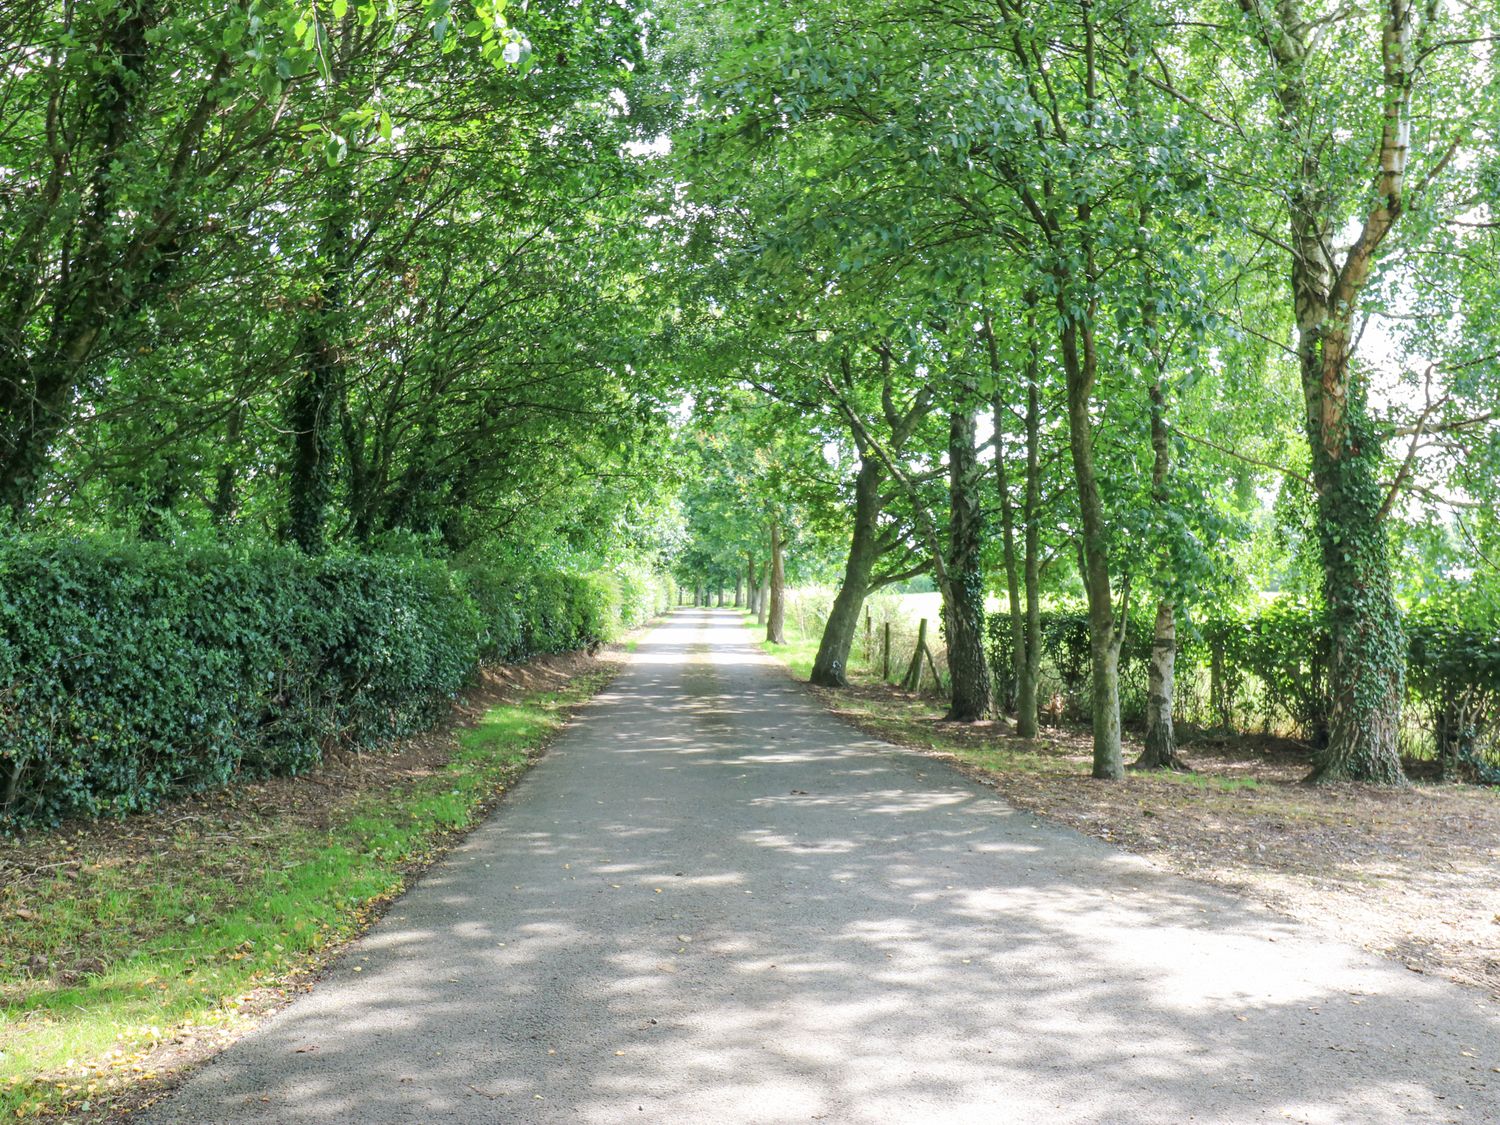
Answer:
xmin=1302 ymin=331 xmax=1406 ymax=784
xmin=287 ymin=311 xmax=343 ymax=553
xmin=1248 ymin=0 xmax=1413 ymax=783
xmin=766 ymin=523 xmax=786 ymax=644
xmin=286 ymin=166 xmax=354 ymax=554
xmin=209 ymin=403 xmax=246 ymax=531
xmin=811 ymin=451 xmax=883 ymax=687
xmin=941 ymin=403 xmax=992 ymax=722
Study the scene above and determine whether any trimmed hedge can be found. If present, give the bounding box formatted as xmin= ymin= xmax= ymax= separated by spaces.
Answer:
xmin=986 ymin=598 xmax=1500 ymax=774
xmin=0 ymin=536 xmax=671 ymax=829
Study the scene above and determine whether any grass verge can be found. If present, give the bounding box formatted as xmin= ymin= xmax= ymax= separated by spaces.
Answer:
xmin=0 ymin=656 xmax=619 ymax=1121
xmin=743 ymin=609 xmax=820 ymax=680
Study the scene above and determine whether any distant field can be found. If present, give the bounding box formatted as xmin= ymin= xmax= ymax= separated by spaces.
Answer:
xmin=781 ymin=588 xmax=1002 ymax=639
xmin=771 ymin=587 xmax=1006 ymax=682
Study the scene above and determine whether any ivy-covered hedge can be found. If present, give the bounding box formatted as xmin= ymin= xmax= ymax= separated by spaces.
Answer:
xmin=0 ymin=536 xmax=670 ymax=829
xmin=986 ymin=598 xmax=1500 ymax=772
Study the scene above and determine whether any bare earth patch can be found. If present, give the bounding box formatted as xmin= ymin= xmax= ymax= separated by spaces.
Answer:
xmin=805 ymin=679 xmax=1500 ymax=1001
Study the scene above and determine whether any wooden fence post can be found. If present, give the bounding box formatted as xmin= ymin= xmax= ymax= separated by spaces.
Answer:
xmin=902 ymin=619 xmax=928 ymax=692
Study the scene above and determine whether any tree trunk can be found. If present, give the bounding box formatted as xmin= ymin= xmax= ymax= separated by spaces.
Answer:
xmin=286 ymin=165 xmax=354 ymax=555
xmin=811 ymin=451 xmax=883 ymax=687
xmin=1301 ymin=325 xmax=1405 ymax=784
xmin=1060 ymin=306 xmax=1126 ymax=778
xmin=941 ymin=403 xmax=992 ymax=722
xmin=286 ymin=331 xmax=339 ymax=553
xmin=1018 ymin=365 xmax=1043 ymax=739
xmin=766 ymin=523 xmax=786 ymax=644
xmin=986 ymin=310 xmax=1032 ymax=725
xmin=757 ymin=560 xmax=770 ymax=627
xmin=1289 ymin=179 xmax=1405 ymax=784
xmin=209 ymin=403 xmax=246 ymax=530
xmin=1135 ymin=601 xmax=1187 ymax=770
xmin=734 ymin=573 xmax=743 ymax=608
xmin=995 ymin=390 xmax=1023 ymax=717
xmin=1251 ymin=0 xmax=1411 ymax=784
xmin=1133 ymin=380 xmax=1187 ymax=770
xmin=746 ymin=554 xmax=757 ymax=615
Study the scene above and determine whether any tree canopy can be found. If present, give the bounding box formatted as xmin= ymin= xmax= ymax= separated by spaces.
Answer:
xmin=3 ymin=0 xmax=1499 ymax=787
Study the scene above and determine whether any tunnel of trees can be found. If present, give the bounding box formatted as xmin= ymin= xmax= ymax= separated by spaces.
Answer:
xmin=3 ymin=0 xmax=1499 ymax=829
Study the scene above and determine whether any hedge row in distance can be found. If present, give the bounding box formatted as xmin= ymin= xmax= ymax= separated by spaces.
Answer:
xmin=0 ymin=536 xmax=670 ymax=829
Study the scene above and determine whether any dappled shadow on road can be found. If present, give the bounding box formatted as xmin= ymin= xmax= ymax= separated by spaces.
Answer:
xmin=144 ymin=610 xmax=1499 ymax=1125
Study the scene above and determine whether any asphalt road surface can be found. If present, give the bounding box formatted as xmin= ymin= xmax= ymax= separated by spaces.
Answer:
xmin=141 ymin=609 xmax=1500 ymax=1124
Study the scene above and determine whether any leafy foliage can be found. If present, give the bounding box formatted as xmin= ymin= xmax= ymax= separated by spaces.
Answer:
xmin=987 ymin=599 xmax=1500 ymax=775
xmin=0 ymin=535 xmax=667 ymax=829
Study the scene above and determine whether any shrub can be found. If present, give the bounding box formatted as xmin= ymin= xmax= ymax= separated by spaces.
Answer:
xmin=0 ymin=536 xmax=669 ymax=829
xmin=984 ymin=597 xmax=1500 ymax=772
xmin=1406 ymin=598 xmax=1500 ymax=781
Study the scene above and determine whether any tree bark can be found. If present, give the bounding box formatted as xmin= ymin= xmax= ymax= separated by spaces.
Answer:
xmin=1018 ymin=364 xmax=1043 ymax=739
xmin=1136 ymin=601 xmax=1186 ymax=770
xmin=941 ymin=403 xmax=992 ymax=722
xmin=996 ymin=397 xmax=1023 ymax=716
xmin=766 ymin=523 xmax=786 ymax=644
xmin=287 ymin=322 xmax=341 ymax=553
xmin=209 ymin=402 xmax=246 ymax=530
xmin=811 ymin=450 xmax=883 ymax=687
xmin=1060 ymin=300 xmax=1127 ymax=778
xmin=1302 ymin=330 xmax=1406 ymax=784
xmin=1133 ymin=381 xmax=1187 ymax=769
xmin=757 ymin=560 xmax=770 ymax=627
xmin=286 ymin=168 xmax=354 ymax=554
xmin=988 ymin=311 xmax=1036 ymax=726
xmin=1245 ymin=0 xmax=1411 ymax=783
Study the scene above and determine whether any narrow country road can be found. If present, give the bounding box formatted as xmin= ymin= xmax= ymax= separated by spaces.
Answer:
xmin=142 ymin=609 xmax=1500 ymax=1124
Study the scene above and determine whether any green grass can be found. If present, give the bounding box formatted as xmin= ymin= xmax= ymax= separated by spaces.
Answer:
xmin=0 ymin=667 xmax=615 ymax=1120
xmin=746 ymin=607 xmax=1068 ymax=776
xmin=744 ymin=608 xmax=823 ymax=680
xmin=1158 ymin=772 xmax=1263 ymax=793
xmin=748 ymin=609 xmax=1286 ymax=805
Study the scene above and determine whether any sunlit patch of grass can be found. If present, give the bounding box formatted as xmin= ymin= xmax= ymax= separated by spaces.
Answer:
xmin=0 ymin=669 xmax=614 ymax=1120
xmin=741 ymin=608 xmax=830 ymax=683
xmin=1158 ymin=772 xmax=1263 ymax=793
